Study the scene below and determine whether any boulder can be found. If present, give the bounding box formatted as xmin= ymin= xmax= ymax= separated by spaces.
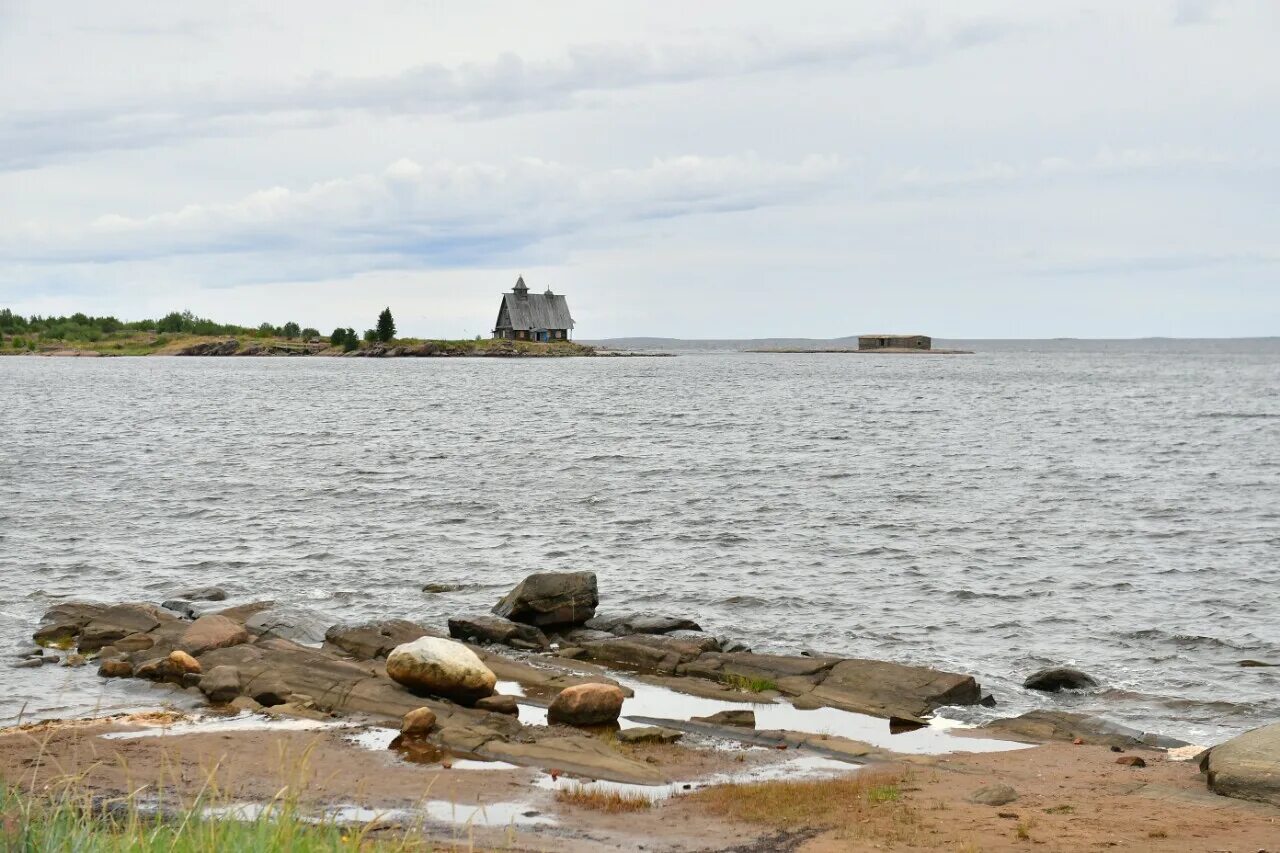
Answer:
xmin=422 ymin=583 xmax=461 ymax=593
xmin=980 ymin=710 xmax=1183 ymax=748
xmin=244 ymin=673 xmax=291 ymax=707
xmin=447 ymin=614 xmax=549 ymax=650
xmin=167 ymin=650 xmax=202 ymax=674
xmin=181 ymin=586 xmax=227 ymax=601
xmin=199 ymin=665 xmax=242 ymax=703
xmin=1023 ymin=667 xmax=1099 ymax=692
xmin=548 ymin=683 xmax=625 ymax=726
xmin=385 ymin=637 xmax=497 ymax=704
xmin=324 ymin=620 xmax=437 ymax=659
xmin=692 ymin=709 xmax=755 ymax=728
xmin=1116 ymin=755 xmax=1146 ymax=767
xmin=133 ymin=658 xmax=175 ymax=681
xmin=245 ymin=606 xmax=332 ymax=645
xmin=585 ymin=613 xmax=702 ymax=636
xmin=474 ymin=695 xmax=520 ymax=716
xmin=401 ymin=707 xmax=438 ymax=734
xmin=78 ymin=604 xmax=170 ymax=652
xmin=12 ymin=659 xmax=42 ymax=669
xmin=492 ymin=572 xmax=598 ymax=627
xmin=98 ymin=658 xmax=134 ymax=679
xmin=968 ymin=784 xmax=1018 ymax=806
xmin=1204 ymin=722 xmax=1280 ymax=806
xmin=161 ymin=600 xmax=199 ymax=619
xmin=180 ymin=615 xmax=249 ymax=656
xmin=804 ymin=658 xmax=982 ymax=718
xmin=229 ymin=696 xmax=263 ymax=714
xmin=115 ymin=633 xmax=155 ymax=652
xmin=33 ymin=602 xmax=106 ymax=647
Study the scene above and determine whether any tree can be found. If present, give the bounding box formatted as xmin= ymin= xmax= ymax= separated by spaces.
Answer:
xmin=342 ymin=328 xmax=359 ymax=352
xmin=282 ymin=321 xmax=301 ymax=339
xmin=330 ymin=328 xmax=347 ymax=346
xmin=363 ymin=329 xmax=378 ymax=343
xmin=301 ymin=327 xmax=319 ymax=340
xmin=257 ymin=322 xmax=276 ymax=338
xmin=376 ymin=307 xmax=396 ymax=343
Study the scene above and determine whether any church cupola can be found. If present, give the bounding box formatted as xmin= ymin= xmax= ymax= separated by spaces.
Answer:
xmin=513 ymin=275 xmax=529 ymax=299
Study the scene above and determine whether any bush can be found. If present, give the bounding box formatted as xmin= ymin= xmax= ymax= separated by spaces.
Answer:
xmin=363 ymin=329 xmax=377 ymax=343
xmin=301 ymin=327 xmax=319 ymax=340
xmin=342 ymin=328 xmax=359 ymax=352
xmin=257 ymin=322 xmax=277 ymax=338
xmin=281 ymin=321 xmax=301 ymax=339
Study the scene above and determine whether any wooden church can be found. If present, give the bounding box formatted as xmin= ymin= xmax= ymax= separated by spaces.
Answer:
xmin=492 ymin=276 xmax=575 ymax=342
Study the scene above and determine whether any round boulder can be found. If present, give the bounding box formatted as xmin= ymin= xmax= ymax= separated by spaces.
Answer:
xmin=97 ymin=658 xmax=134 ymax=678
xmin=548 ymin=683 xmax=625 ymax=726
xmin=1023 ymin=667 xmax=1099 ymax=692
xmin=967 ymin=784 xmax=1019 ymax=806
xmin=167 ymin=650 xmax=202 ymax=674
xmin=385 ymin=637 xmax=497 ymax=704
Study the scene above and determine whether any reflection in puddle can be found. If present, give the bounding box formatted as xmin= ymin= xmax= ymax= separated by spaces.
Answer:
xmin=423 ymin=800 xmax=555 ymax=827
xmin=101 ymin=712 xmax=342 ymax=740
xmin=536 ymin=752 xmax=862 ymax=801
xmin=343 ymin=727 xmax=521 ymax=771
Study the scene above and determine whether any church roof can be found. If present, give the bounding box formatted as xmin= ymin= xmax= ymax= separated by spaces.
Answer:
xmin=497 ymin=290 xmax=574 ymax=331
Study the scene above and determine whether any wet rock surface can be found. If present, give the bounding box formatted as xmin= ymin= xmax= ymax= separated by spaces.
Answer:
xmin=547 ymin=682 xmax=626 ymax=726
xmin=180 ymin=615 xmax=249 ymax=656
xmin=1023 ymin=667 xmax=1099 ymax=692
xmin=492 ymin=571 xmax=599 ymax=627
xmin=324 ymin=619 xmax=439 ymax=659
xmin=584 ymin=613 xmax=703 ymax=636
xmin=981 ymin=710 xmax=1187 ymax=749
xmin=244 ymin=606 xmax=332 ymax=644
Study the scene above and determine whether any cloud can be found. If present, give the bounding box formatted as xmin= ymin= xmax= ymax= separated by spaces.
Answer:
xmin=0 ymin=16 xmax=1020 ymax=171
xmin=1 ymin=153 xmax=842 ymax=280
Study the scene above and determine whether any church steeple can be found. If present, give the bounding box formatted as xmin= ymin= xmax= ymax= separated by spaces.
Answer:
xmin=513 ymin=275 xmax=528 ymax=298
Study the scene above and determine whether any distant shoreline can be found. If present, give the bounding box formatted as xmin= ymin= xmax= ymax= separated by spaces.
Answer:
xmin=744 ymin=347 xmax=974 ymax=355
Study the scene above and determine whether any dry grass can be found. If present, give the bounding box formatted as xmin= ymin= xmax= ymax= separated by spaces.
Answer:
xmin=554 ymin=784 xmax=655 ymax=813
xmin=690 ymin=767 xmax=921 ymax=844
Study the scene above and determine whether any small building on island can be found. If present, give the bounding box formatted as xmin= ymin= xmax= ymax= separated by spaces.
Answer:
xmin=492 ymin=276 xmax=575 ymax=342
xmin=858 ymin=334 xmax=931 ymax=351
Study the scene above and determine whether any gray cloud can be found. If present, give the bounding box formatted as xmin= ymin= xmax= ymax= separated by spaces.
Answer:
xmin=0 ymin=16 xmax=1020 ymax=171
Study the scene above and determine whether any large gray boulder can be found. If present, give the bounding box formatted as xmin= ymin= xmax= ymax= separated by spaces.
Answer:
xmin=447 ymin=614 xmax=549 ymax=650
xmin=492 ymin=572 xmax=598 ymax=627
xmin=245 ymin=606 xmax=332 ymax=645
xmin=1204 ymin=722 xmax=1280 ymax=806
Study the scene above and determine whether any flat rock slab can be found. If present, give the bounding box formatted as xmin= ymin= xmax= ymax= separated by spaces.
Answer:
xmin=324 ymin=620 xmax=442 ymax=659
xmin=1204 ymin=722 xmax=1280 ymax=806
xmin=579 ymin=634 xmax=720 ymax=675
xmin=981 ymin=711 xmax=1186 ymax=749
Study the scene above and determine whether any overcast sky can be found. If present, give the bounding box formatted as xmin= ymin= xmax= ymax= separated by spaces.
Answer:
xmin=1 ymin=0 xmax=1276 ymax=338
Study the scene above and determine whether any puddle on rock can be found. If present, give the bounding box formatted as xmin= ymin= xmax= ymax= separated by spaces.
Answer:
xmin=101 ymin=712 xmax=344 ymax=740
xmin=605 ymin=676 xmax=1029 ymax=754
xmin=344 ymin=726 xmax=521 ymax=771
xmin=199 ymin=800 xmax=552 ymax=828
xmin=536 ymin=751 xmax=863 ymax=802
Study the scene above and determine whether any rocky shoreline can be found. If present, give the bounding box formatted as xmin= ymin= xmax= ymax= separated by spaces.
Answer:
xmin=8 ymin=571 xmax=1280 ymax=850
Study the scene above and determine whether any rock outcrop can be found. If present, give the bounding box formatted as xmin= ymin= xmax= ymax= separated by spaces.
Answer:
xmin=447 ymin=614 xmax=549 ymax=650
xmin=584 ymin=613 xmax=702 ymax=636
xmin=548 ymin=683 xmax=626 ymax=726
xmin=324 ymin=620 xmax=438 ymax=659
xmin=245 ymin=606 xmax=332 ymax=645
xmin=385 ymin=637 xmax=497 ymax=704
xmin=981 ymin=710 xmax=1186 ymax=749
xmin=493 ymin=572 xmax=598 ymax=627
xmin=1203 ymin=722 xmax=1280 ymax=806
xmin=1023 ymin=667 xmax=1099 ymax=692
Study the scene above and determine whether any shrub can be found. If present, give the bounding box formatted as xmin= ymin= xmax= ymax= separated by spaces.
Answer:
xmin=363 ymin=329 xmax=377 ymax=343
xmin=301 ymin=327 xmax=319 ymax=340
xmin=342 ymin=328 xmax=359 ymax=352
xmin=281 ymin=321 xmax=301 ymax=339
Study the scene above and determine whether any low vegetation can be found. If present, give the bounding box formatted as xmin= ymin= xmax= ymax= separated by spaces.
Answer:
xmin=721 ymin=673 xmax=778 ymax=693
xmin=553 ymin=784 xmax=655 ymax=813
xmin=691 ymin=769 xmax=921 ymax=845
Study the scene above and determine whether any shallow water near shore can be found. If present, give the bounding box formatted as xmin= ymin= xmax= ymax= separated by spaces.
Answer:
xmin=1 ymin=342 xmax=1278 ymax=741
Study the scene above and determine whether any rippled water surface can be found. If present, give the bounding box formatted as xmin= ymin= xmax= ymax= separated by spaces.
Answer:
xmin=2 ymin=345 xmax=1278 ymax=741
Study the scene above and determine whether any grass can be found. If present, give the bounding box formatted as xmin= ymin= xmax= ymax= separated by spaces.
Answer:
xmin=721 ymin=673 xmax=778 ymax=693
xmin=690 ymin=768 xmax=921 ymax=844
xmin=553 ymin=784 xmax=655 ymax=813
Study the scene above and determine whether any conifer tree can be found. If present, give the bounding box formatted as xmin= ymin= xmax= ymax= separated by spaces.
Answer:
xmin=376 ymin=307 xmax=396 ymax=343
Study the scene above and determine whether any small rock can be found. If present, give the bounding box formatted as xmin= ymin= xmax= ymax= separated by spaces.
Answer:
xmin=422 ymin=583 xmax=461 ymax=593
xmin=180 ymin=586 xmax=227 ymax=602
xmin=63 ymin=653 xmax=87 ymax=668
xmin=548 ymin=683 xmax=625 ymax=726
xmin=41 ymin=655 xmax=60 ymax=665
xmin=1023 ymin=667 xmax=1099 ymax=692
xmin=448 ymin=614 xmax=550 ymax=650
xmin=474 ymin=695 xmax=520 ymax=716
xmin=13 ymin=659 xmax=42 ymax=669
xmin=98 ymin=658 xmax=134 ymax=678
xmin=134 ymin=658 xmax=173 ymax=680
xmin=402 ymin=707 xmax=438 ymax=734
xmin=617 ymin=726 xmax=683 ymax=745
xmin=1116 ymin=755 xmax=1147 ymax=767
xmin=266 ymin=703 xmax=329 ymax=721
xmin=181 ymin=672 xmax=202 ymax=689
xmin=980 ymin=694 xmax=998 ymax=707
xmin=1238 ymin=660 xmax=1276 ymax=667
xmin=167 ymin=650 xmax=202 ymax=674
xmin=246 ymin=675 xmax=290 ymax=707
xmin=555 ymin=647 xmax=587 ymax=660
xmin=386 ymin=636 xmax=497 ymax=704
xmin=692 ymin=709 xmax=756 ymax=728
xmin=229 ymin=696 xmax=263 ymax=714
xmin=287 ymin=693 xmax=316 ymax=708
xmin=968 ymin=784 xmax=1019 ymax=806
xmin=13 ymin=646 xmax=42 ymax=659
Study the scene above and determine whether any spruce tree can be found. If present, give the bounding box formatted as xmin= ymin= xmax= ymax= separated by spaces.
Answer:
xmin=376 ymin=307 xmax=396 ymax=343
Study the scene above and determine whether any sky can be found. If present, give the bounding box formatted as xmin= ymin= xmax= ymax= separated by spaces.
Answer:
xmin=0 ymin=0 xmax=1277 ymax=339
